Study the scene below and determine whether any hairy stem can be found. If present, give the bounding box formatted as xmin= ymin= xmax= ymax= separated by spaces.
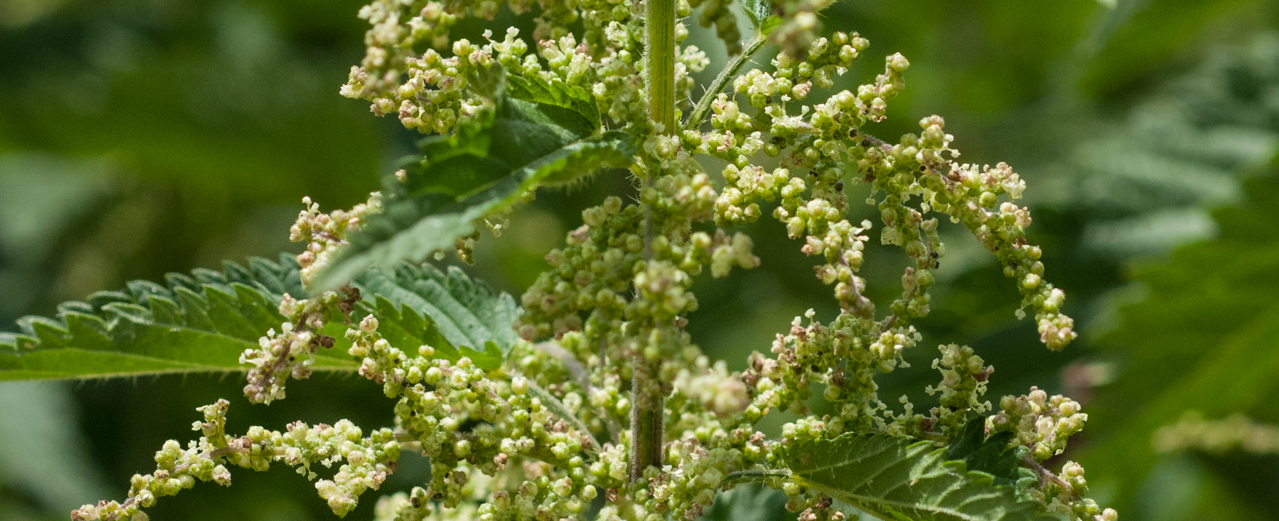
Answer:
xmin=855 ymin=130 xmax=893 ymax=151
xmin=1023 ymin=454 xmax=1082 ymax=500
xmin=684 ymin=33 xmax=767 ymax=131
xmin=630 ymin=360 xmax=664 ymax=480
xmin=632 ymin=0 xmax=676 ymax=482
xmin=645 ymin=0 xmax=676 ymax=133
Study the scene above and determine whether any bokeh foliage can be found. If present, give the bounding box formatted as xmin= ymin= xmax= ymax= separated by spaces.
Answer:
xmin=2 ymin=0 xmax=1279 ymax=519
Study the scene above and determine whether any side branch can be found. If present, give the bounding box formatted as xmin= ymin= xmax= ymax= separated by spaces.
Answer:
xmin=521 ymin=371 xmax=603 ymax=456
xmin=78 ymin=400 xmax=398 ymax=521
xmin=684 ymin=33 xmax=767 ymax=131
xmin=1023 ymin=454 xmax=1082 ymax=501
xmin=856 ymin=132 xmax=893 ymax=151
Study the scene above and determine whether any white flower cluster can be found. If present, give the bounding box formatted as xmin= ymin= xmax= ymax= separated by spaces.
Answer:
xmin=71 ymin=400 xmax=398 ymax=520
xmin=291 ymin=193 xmax=382 ymax=286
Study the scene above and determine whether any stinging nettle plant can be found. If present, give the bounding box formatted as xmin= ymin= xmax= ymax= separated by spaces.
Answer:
xmin=0 ymin=0 xmax=1118 ymax=520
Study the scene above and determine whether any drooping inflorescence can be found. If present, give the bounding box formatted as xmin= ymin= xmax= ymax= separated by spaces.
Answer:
xmin=68 ymin=0 xmax=1115 ymax=520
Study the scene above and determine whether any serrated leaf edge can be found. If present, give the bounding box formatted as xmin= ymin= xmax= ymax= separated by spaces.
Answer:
xmin=787 ymin=434 xmax=1059 ymax=521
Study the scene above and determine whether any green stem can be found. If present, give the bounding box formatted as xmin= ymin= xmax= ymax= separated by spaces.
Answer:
xmin=632 ymin=0 xmax=677 ymax=482
xmin=684 ymin=33 xmax=767 ymax=131
xmin=634 ymin=198 xmax=662 ymax=480
xmin=630 ymin=360 xmax=664 ymax=480
xmin=645 ymin=0 xmax=677 ymax=133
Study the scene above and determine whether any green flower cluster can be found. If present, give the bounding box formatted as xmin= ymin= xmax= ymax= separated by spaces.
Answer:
xmin=239 ymin=288 xmax=359 ymax=404
xmin=350 ymin=315 xmax=614 ymax=520
xmin=1153 ymin=411 xmax=1279 ymax=455
xmin=687 ymin=0 xmax=742 ymax=55
xmin=292 ymin=194 xmax=382 ymax=286
xmin=1029 ymin=461 xmax=1117 ymax=521
xmin=71 ymin=400 xmax=398 ymax=521
xmin=923 ymin=344 xmax=993 ymax=433
xmin=989 ymin=387 xmax=1087 ymax=462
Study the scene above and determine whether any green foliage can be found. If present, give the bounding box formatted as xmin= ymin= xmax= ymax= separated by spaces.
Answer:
xmin=505 ymin=75 xmax=601 ymax=136
xmin=738 ymin=0 xmax=781 ymax=34
xmin=786 ymin=434 xmax=1054 ymax=521
xmin=700 ymin=484 xmax=789 ymax=521
xmin=944 ymin=419 xmax=1026 ymax=487
xmin=1081 ymin=171 xmax=1279 ymax=511
xmin=1034 ymin=34 xmax=1279 ymax=259
xmin=1047 ymin=34 xmax=1279 ymax=517
xmin=0 ymin=255 xmax=521 ymax=379
xmin=312 ymin=73 xmax=636 ymax=291
xmin=1077 ymin=0 xmax=1279 ymax=96
xmin=344 ymin=263 xmax=519 ymax=371
xmin=0 ymin=255 xmax=355 ymax=380
xmin=18 ymin=0 xmax=1266 ymax=518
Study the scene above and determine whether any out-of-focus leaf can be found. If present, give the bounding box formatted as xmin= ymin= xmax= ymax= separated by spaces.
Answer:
xmin=0 ymin=155 xmax=114 ymax=262
xmin=1079 ymin=0 xmax=1273 ymax=96
xmin=0 ymin=382 xmax=109 ymax=514
xmin=1032 ymin=34 xmax=1279 ymax=259
xmin=1081 ymin=171 xmax=1279 ymax=511
xmin=1079 ymin=207 xmax=1217 ymax=258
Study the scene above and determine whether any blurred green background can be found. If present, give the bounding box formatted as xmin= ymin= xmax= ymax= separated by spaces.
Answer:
xmin=3 ymin=0 xmax=1279 ymax=519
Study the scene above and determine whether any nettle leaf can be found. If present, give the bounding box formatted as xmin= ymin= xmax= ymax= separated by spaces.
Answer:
xmin=1 ymin=256 xmax=522 ymax=380
xmin=700 ymin=483 xmax=789 ymax=521
xmin=944 ymin=418 xmax=1027 ymax=487
xmin=0 ymin=255 xmax=356 ymax=380
xmin=738 ymin=0 xmax=781 ymax=34
xmin=506 ymin=75 xmax=601 ymax=136
xmin=345 ymin=263 xmax=520 ymax=371
xmin=312 ymin=72 xmax=636 ymax=291
xmin=786 ymin=433 xmax=1057 ymax=521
